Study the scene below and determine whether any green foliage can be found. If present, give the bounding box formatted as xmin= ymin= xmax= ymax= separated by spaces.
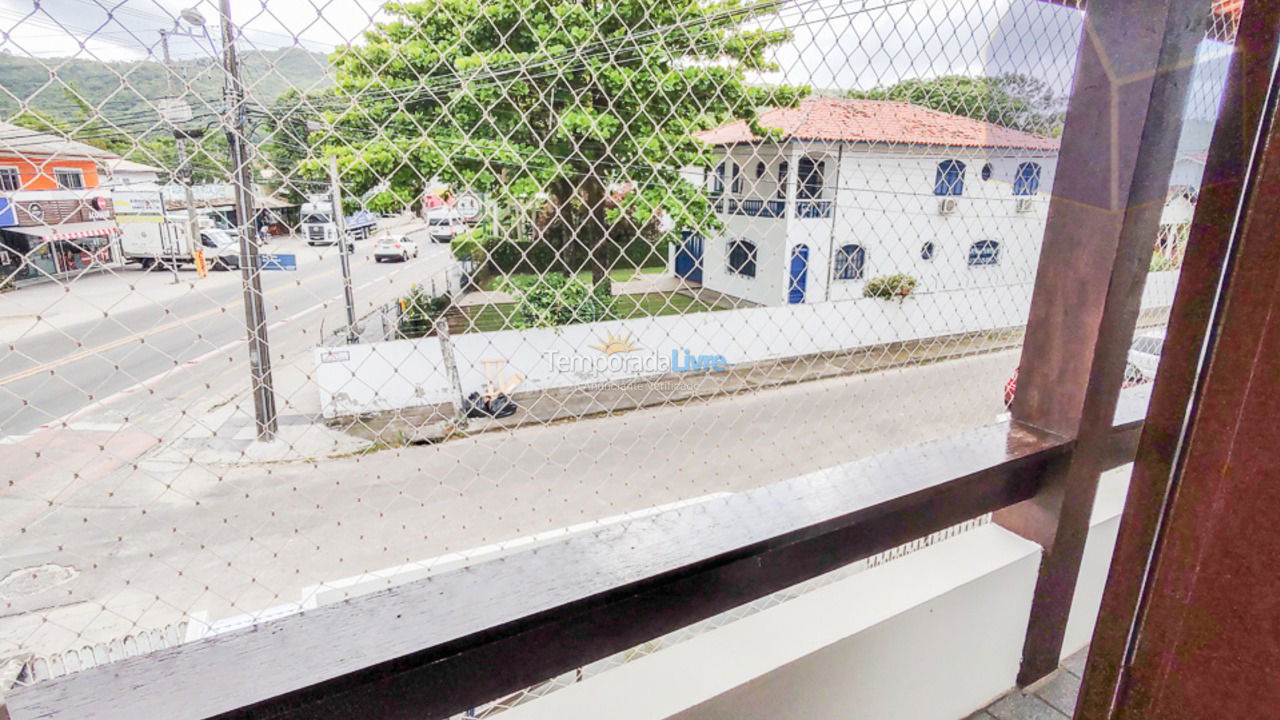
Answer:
xmin=0 ymin=48 xmax=331 ymax=124
xmin=324 ymin=0 xmax=808 ymax=283
xmin=1 ymin=50 xmax=328 ymax=186
xmin=846 ymin=74 xmax=1065 ymax=136
xmin=451 ymin=223 xmax=493 ymax=263
xmin=505 ymin=273 xmax=614 ymax=329
xmin=1150 ymin=252 xmax=1181 ymax=272
xmin=397 ymin=284 xmax=451 ymax=338
xmin=863 ymin=274 xmax=918 ymax=301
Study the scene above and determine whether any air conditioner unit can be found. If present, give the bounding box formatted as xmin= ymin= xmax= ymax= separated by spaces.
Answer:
xmin=938 ymin=198 xmax=959 ymax=216
xmin=1016 ymin=198 xmax=1035 ymax=214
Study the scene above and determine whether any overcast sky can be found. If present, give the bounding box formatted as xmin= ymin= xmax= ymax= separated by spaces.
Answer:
xmin=0 ymin=0 xmax=1230 ymax=134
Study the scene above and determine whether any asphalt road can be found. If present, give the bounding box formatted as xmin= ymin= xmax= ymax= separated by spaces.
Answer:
xmin=0 ymin=347 xmax=1019 ymax=661
xmin=0 ymin=227 xmax=455 ymax=438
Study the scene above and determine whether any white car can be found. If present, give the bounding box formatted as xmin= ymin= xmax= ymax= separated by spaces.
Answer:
xmin=425 ymin=211 xmax=468 ymax=242
xmin=373 ymin=236 xmax=420 ymax=263
xmin=1126 ymin=329 xmax=1165 ymax=382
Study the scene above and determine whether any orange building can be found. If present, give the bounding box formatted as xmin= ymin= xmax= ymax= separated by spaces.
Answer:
xmin=0 ymin=121 xmax=122 ymax=284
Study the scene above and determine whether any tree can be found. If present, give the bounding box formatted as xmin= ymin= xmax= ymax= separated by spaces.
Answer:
xmin=846 ymin=74 xmax=1065 ymax=136
xmin=321 ymin=0 xmax=806 ymax=288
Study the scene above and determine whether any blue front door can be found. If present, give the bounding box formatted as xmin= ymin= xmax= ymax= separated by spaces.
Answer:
xmin=675 ymin=231 xmax=704 ymax=283
xmin=788 ymin=244 xmax=809 ymax=304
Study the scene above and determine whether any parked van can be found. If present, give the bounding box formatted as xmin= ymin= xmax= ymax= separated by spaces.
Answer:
xmin=425 ymin=209 xmax=468 ymax=242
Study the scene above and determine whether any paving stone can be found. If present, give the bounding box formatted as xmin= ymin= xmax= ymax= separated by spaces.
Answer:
xmin=1035 ymin=670 xmax=1083 ymax=715
xmin=987 ymin=691 xmax=1070 ymax=720
xmin=1062 ymin=647 xmax=1090 ymax=677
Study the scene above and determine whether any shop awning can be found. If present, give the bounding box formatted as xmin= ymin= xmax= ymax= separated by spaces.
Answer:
xmin=3 ymin=222 xmax=122 ymax=241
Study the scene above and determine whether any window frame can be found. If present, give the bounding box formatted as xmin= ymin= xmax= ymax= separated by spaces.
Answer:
xmin=54 ymin=168 xmax=85 ymax=189
xmin=967 ymin=239 xmax=1001 ymax=267
xmin=934 ymin=159 xmax=966 ymax=197
xmin=726 ymin=239 xmax=757 ymax=278
xmin=1014 ymin=162 xmax=1043 ymax=196
xmin=833 ymin=243 xmax=866 ymax=281
xmin=0 ymin=165 xmax=20 ymax=191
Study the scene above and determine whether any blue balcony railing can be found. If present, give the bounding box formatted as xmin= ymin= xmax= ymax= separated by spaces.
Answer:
xmin=712 ymin=197 xmax=791 ymax=218
xmin=795 ymin=199 xmax=833 ymax=219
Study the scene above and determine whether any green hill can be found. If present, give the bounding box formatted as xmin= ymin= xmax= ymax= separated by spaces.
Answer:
xmin=0 ymin=47 xmax=333 ymax=129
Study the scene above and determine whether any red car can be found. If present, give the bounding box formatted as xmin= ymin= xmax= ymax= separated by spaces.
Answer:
xmin=1003 ymin=363 xmax=1147 ymax=410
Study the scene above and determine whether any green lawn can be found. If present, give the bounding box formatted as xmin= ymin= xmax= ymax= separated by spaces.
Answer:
xmin=479 ymin=267 xmax=666 ymax=292
xmin=459 ymin=291 xmax=720 ymax=333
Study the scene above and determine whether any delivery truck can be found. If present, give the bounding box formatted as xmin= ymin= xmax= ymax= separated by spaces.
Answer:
xmin=119 ymin=218 xmax=241 ymax=270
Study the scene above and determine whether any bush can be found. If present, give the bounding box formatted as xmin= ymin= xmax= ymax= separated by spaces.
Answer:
xmin=1150 ymin=252 xmax=1180 ymax=272
xmin=863 ymin=274 xmax=918 ymax=301
xmin=397 ymin=284 xmax=451 ymax=338
xmin=506 ymin=273 xmax=614 ymax=329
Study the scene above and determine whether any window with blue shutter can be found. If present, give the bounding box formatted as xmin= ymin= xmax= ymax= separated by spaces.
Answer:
xmin=968 ymin=240 xmax=1001 ymax=266
xmin=1014 ymin=162 xmax=1042 ymax=196
xmin=833 ymin=244 xmax=866 ymax=280
xmin=934 ymin=160 xmax=966 ymax=196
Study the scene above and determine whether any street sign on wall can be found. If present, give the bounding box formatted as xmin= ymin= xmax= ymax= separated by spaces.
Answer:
xmin=259 ymin=253 xmax=297 ymax=271
xmin=454 ymin=192 xmax=483 ymax=221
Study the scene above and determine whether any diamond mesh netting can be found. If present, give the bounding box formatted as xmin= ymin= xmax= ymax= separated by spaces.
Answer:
xmin=0 ymin=0 xmax=1231 ymax=710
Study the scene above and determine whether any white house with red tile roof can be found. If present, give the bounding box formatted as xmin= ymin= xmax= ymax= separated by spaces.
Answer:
xmin=676 ymin=97 xmax=1060 ymax=307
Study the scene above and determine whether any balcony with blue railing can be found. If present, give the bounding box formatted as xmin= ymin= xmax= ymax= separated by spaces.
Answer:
xmin=712 ymin=196 xmax=816 ymax=219
xmin=795 ymin=199 xmax=833 ymax=219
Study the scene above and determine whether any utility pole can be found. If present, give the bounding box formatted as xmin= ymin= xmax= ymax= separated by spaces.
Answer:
xmin=219 ymin=0 xmax=278 ymax=440
xmin=158 ymin=30 xmax=189 ymax=286
xmin=328 ymin=155 xmax=359 ymax=344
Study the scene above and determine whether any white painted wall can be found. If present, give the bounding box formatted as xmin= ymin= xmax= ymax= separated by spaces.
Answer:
xmin=493 ymin=467 xmax=1134 ymax=720
xmin=497 ymin=525 xmax=1042 ymax=720
xmin=690 ymin=142 xmax=1058 ymax=307
xmin=314 ymin=272 xmax=1178 ymax=418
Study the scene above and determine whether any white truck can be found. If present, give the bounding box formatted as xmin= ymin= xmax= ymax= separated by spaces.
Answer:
xmin=119 ymin=218 xmax=241 ymax=271
xmin=301 ymin=199 xmax=378 ymax=247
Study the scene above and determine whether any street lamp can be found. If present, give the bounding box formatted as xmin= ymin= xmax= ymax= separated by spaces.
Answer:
xmin=158 ymin=8 xmax=211 ymax=285
xmin=179 ymin=7 xmax=207 ymax=26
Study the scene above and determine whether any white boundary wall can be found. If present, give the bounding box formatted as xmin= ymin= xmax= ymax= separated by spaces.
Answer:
xmin=315 ymin=272 xmax=1179 ymax=418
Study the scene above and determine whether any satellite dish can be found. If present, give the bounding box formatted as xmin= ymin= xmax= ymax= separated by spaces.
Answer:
xmin=179 ymin=7 xmax=207 ymax=26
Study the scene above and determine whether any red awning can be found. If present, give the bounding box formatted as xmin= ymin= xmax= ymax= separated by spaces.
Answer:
xmin=4 ymin=221 xmax=122 ymax=242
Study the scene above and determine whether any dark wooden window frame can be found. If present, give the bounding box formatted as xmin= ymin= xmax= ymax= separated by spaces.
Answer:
xmin=5 ymin=1 xmax=1263 ymax=718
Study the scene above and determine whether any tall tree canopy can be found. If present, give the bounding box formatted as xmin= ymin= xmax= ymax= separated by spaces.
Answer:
xmin=846 ymin=74 xmax=1066 ymax=136
xmin=321 ymin=0 xmax=806 ymax=283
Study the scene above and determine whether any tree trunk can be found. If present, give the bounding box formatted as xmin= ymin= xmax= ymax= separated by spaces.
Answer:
xmin=582 ymin=175 xmax=611 ymax=293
